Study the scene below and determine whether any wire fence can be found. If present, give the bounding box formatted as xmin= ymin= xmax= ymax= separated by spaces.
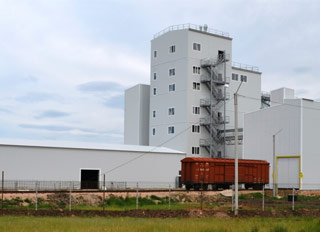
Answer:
xmin=0 ymin=180 xmax=178 ymax=191
xmin=1 ymin=180 xmax=320 ymax=214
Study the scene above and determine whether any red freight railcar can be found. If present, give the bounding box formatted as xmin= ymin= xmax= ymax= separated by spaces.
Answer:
xmin=181 ymin=158 xmax=269 ymax=190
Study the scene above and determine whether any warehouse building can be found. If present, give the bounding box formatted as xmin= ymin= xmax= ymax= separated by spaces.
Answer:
xmin=0 ymin=139 xmax=185 ymax=189
xmin=244 ymin=87 xmax=320 ymax=190
xmin=125 ymin=23 xmax=263 ymax=158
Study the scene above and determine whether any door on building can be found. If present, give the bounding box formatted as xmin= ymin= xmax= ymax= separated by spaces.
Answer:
xmin=277 ymin=157 xmax=300 ymax=189
xmin=80 ymin=169 xmax=99 ymax=189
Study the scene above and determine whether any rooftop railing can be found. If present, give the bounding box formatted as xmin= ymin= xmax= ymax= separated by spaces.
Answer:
xmin=153 ymin=23 xmax=230 ymax=39
xmin=232 ymin=62 xmax=260 ymax=72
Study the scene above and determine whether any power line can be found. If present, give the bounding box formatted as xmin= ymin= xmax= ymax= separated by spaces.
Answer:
xmin=102 ymin=123 xmax=194 ymax=175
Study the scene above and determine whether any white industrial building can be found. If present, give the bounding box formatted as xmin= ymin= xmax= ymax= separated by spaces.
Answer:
xmin=125 ymin=24 xmax=262 ymax=158
xmin=2 ymin=23 xmax=320 ymax=190
xmin=244 ymin=88 xmax=320 ymax=190
xmin=0 ymin=139 xmax=185 ymax=188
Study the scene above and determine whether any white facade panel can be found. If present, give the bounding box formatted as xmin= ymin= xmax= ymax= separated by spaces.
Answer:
xmin=124 ymin=84 xmax=150 ymax=146
xmin=301 ymin=99 xmax=320 ymax=189
xmin=244 ymin=99 xmax=302 ymax=188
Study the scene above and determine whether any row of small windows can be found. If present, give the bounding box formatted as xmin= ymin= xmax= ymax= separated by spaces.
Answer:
xmin=153 ymin=82 xmax=199 ymax=95
xmin=152 ymin=108 xmax=175 ymax=118
xmin=152 ymin=107 xmax=202 ymax=118
xmin=232 ymin=73 xmax=247 ymax=82
xmin=153 ymin=42 xmax=201 ymax=58
xmin=153 ymin=84 xmax=176 ymax=95
xmin=152 ymin=125 xmax=200 ymax=136
xmin=153 ymin=66 xmax=200 ymax=80
xmin=152 ymin=126 xmax=175 ymax=136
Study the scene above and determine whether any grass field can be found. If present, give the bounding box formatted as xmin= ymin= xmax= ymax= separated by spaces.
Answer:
xmin=0 ymin=216 xmax=319 ymax=232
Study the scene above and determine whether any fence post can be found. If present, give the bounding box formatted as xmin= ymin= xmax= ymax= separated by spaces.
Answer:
xmin=69 ymin=186 xmax=72 ymax=212
xmin=231 ymin=184 xmax=234 ymax=212
xmin=35 ymin=181 xmax=38 ymax=211
xmin=103 ymin=174 xmax=106 ymax=212
xmin=169 ymin=184 xmax=171 ymax=210
xmin=292 ymin=188 xmax=295 ymax=211
xmin=200 ymin=182 xmax=203 ymax=211
xmin=262 ymin=185 xmax=265 ymax=211
xmin=136 ymin=183 xmax=139 ymax=210
xmin=1 ymin=171 xmax=4 ymax=210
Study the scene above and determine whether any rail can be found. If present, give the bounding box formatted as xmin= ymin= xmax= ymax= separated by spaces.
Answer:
xmin=232 ymin=62 xmax=259 ymax=72
xmin=153 ymin=23 xmax=230 ymax=39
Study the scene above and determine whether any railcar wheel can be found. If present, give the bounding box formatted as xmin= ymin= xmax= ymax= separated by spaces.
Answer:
xmin=202 ymin=184 xmax=208 ymax=191
xmin=185 ymin=184 xmax=192 ymax=191
xmin=194 ymin=184 xmax=200 ymax=191
xmin=212 ymin=184 xmax=217 ymax=191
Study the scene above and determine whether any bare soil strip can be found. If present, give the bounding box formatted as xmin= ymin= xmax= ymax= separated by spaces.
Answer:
xmin=1 ymin=209 xmax=320 ymax=218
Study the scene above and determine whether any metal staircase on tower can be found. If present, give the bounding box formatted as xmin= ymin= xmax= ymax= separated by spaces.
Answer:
xmin=199 ymin=52 xmax=230 ymax=158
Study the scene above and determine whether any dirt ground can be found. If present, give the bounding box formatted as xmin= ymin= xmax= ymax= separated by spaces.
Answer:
xmin=1 ymin=208 xmax=320 ymax=218
xmin=2 ymin=189 xmax=320 ymax=218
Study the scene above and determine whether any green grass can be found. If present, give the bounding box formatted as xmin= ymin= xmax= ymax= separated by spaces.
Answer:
xmin=0 ymin=216 xmax=320 ymax=232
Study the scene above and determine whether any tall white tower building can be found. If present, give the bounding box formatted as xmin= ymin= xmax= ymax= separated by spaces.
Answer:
xmin=125 ymin=24 xmax=262 ymax=158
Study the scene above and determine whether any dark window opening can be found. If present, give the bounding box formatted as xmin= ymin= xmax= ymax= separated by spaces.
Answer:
xmin=218 ymin=50 xmax=225 ymax=60
xmin=81 ymin=169 xmax=99 ymax=189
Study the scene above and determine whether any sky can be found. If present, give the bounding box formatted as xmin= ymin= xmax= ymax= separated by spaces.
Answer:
xmin=0 ymin=0 xmax=319 ymax=144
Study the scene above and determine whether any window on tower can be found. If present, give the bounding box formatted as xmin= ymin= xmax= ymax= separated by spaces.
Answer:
xmin=192 ymin=147 xmax=200 ymax=155
xmin=192 ymin=106 xmax=200 ymax=114
xmin=169 ymin=45 xmax=176 ymax=53
xmin=169 ymin=68 xmax=175 ymax=76
xmin=192 ymin=125 xmax=200 ymax=133
xmin=193 ymin=43 xmax=201 ymax=51
xmin=193 ymin=66 xmax=201 ymax=74
xmin=169 ymin=84 xmax=176 ymax=92
xmin=232 ymin=73 xmax=238 ymax=81
xmin=192 ymin=82 xmax=200 ymax=90
xmin=168 ymin=126 xmax=175 ymax=134
xmin=241 ymin=75 xmax=247 ymax=82
xmin=168 ymin=108 xmax=175 ymax=115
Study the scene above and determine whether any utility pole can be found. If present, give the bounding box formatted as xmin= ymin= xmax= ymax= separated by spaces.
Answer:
xmin=272 ymin=129 xmax=282 ymax=197
xmin=1 ymin=171 xmax=4 ymax=210
xmin=234 ymin=81 xmax=243 ymax=216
